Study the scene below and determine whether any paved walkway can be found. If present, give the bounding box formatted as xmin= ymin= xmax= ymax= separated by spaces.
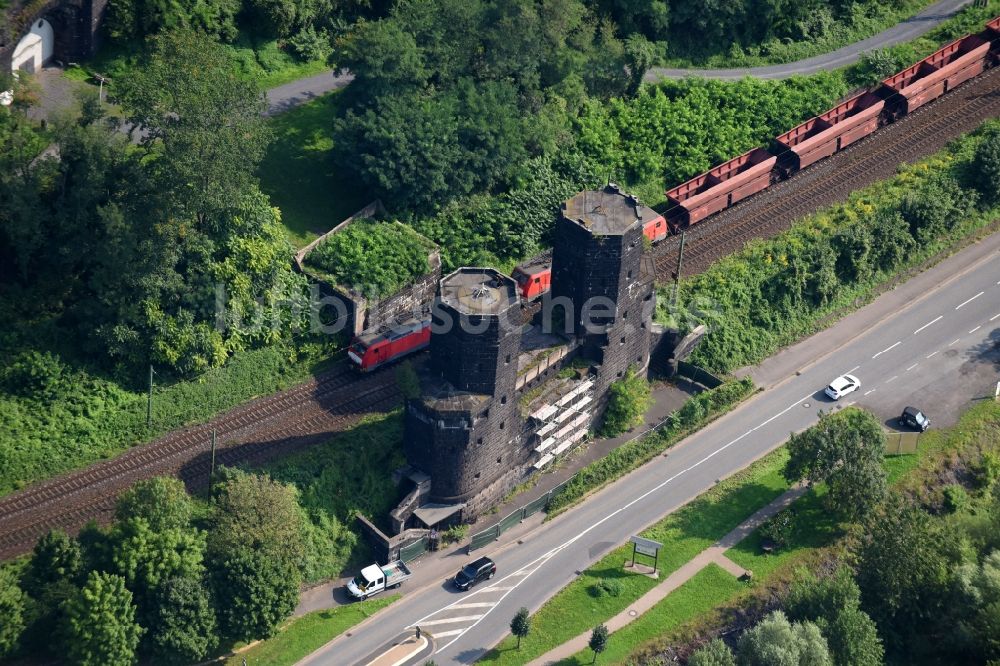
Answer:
xmin=645 ymin=0 xmax=971 ymax=81
xmin=525 ymin=484 xmax=809 ymax=666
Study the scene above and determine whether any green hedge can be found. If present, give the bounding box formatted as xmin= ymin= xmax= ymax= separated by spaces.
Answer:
xmin=549 ymin=378 xmax=755 ymax=513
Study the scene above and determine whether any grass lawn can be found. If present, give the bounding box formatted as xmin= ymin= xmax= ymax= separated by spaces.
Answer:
xmin=561 ymin=564 xmax=745 ymax=665
xmin=224 ymin=596 xmax=397 ymax=666
xmin=478 ymin=448 xmax=791 ymax=665
xmin=259 ymin=91 xmax=371 ymax=247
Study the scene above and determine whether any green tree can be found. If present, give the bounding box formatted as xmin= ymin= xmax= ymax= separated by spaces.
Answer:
xmin=62 ymin=572 xmax=142 ymax=666
xmin=116 ymin=30 xmax=269 ymax=229
xmin=25 ymin=531 xmax=82 ymax=590
xmin=785 ymin=567 xmax=884 ymax=666
xmin=107 ymin=518 xmax=206 ymax=619
xmin=954 ymin=549 xmax=1000 ymax=661
xmin=211 ymin=548 xmax=299 ymax=641
xmin=783 ymin=409 xmax=887 ymax=522
xmin=736 ymin=611 xmax=830 ymax=666
xmin=602 ymin=366 xmax=652 ymax=436
xmin=589 ymin=623 xmax=608 ymax=663
xmin=969 ymin=128 xmax=1000 ymax=205
xmin=855 ymin=494 xmax=952 ymax=660
xmin=689 ymin=638 xmax=736 ymax=666
xmin=0 ymin=566 xmax=25 ymax=658
xmin=115 ymin=477 xmax=193 ymax=532
xmin=148 ymin=576 xmax=218 ymax=663
xmin=510 ymin=607 xmax=531 ymax=649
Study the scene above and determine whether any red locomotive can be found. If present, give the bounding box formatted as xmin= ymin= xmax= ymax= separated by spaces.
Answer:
xmin=663 ymin=14 xmax=1000 ymax=233
xmin=347 ymin=318 xmax=431 ymax=371
xmin=511 ymin=260 xmax=552 ymax=300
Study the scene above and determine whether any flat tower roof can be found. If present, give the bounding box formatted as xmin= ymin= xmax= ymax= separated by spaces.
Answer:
xmin=439 ymin=267 xmax=518 ymax=315
xmin=561 ymin=183 xmax=646 ymax=235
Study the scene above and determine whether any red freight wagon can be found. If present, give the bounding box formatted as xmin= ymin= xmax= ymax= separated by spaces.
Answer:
xmin=642 ymin=213 xmax=669 ymax=243
xmin=774 ymin=92 xmax=884 ymax=173
xmin=986 ymin=15 xmax=1000 ymax=35
xmin=511 ymin=260 xmax=551 ymax=300
xmin=880 ymin=34 xmax=991 ymax=116
xmin=665 ymin=148 xmax=776 ymax=229
xmin=348 ymin=318 xmax=431 ymax=371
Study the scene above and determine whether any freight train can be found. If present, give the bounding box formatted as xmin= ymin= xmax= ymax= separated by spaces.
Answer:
xmin=663 ymin=15 xmax=1000 ymax=232
xmin=347 ymin=15 xmax=1000 ymax=373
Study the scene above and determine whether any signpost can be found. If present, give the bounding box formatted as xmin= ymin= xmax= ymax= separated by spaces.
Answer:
xmin=629 ymin=536 xmax=663 ymax=574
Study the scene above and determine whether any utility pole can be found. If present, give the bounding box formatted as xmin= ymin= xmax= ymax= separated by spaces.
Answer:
xmin=146 ymin=364 xmax=154 ymax=427
xmin=671 ymin=232 xmax=686 ymax=306
xmin=210 ymin=429 xmax=218 ymax=484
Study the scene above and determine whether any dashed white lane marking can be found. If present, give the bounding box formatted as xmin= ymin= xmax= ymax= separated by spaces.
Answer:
xmin=873 ymin=341 xmax=901 ymax=359
xmin=906 ymin=363 xmax=918 ymax=372
xmin=955 ymin=291 xmax=984 ymax=309
xmin=950 ymin=338 xmax=961 ymax=346
xmin=913 ymin=316 xmax=942 ymax=334
xmin=991 ymin=313 xmax=1000 ymax=322
xmin=969 ymin=326 xmax=981 ymax=334
xmin=846 ymin=365 xmax=860 ymax=374
xmin=926 ymin=350 xmax=939 ymax=358
xmin=864 ymin=389 xmax=876 ymax=396
xmin=885 ymin=376 xmax=898 ymax=384
xmin=422 ymin=391 xmax=816 ymax=654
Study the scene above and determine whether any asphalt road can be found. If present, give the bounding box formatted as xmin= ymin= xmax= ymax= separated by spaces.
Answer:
xmin=300 ymin=233 xmax=1000 ymax=666
xmin=644 ymin=0 xmax=972 ymax=81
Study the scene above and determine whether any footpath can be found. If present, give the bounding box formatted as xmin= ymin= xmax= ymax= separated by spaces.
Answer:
xmin=526 ymin=485 xmax=808 ymax=666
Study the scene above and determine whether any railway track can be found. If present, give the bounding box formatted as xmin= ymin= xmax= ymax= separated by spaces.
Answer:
xmin=2 ymin=57 xmax=999 ymax=563
xmin=653 ymin=64 xmax=1000 ymax=280
xmin=0 ymin=360 xmax=402 ymax=560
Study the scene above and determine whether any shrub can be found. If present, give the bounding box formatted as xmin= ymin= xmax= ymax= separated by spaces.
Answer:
xmin=942 ymin=485 xmax=970 ymax=514
xmin=441 ymin=524 xmax=469 ymax=545
xmin=590 ymin=578 xmax=623 ymax=598
xmin=759 ymin=509 xmax=795 ymax=549
xmin=602 ymin=367 xmax=653 ymax=436
xmin=973 ymin=451 xmax=1000 ymax=490
xmin=305 ymin=220 xmax=435 ymax=298
xmin=1 ymin=350 xmax=66 ymax=401
xmin=287 ymin=26 xmax=332 ymax=62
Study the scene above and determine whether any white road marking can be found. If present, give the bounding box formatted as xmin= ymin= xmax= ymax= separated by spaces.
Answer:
xmin=864 ymin=389 xmax=876 ymax=396
xmin=426 ymin=392 xmax=816 ymax=654
xmin=448 ymin=603 xmax=497 ymax=610
xmin=468 ymin=586 xmax=512 ymax=594
xmin=846 ymin=365 xmax=860 ymax=374
xmin=872 ymin=341 xmax=901 ymax=359
xmin=418 ymin=615 xmax=484 ymax=626
xmin=926 ymin=350 xmax=939 ymax=358
xmin=885 ymin=376 xmax=898 ymax=384
xmin=991 ymin=313 xmax=1000 ymax=322
xmin=950 ymin=338 xmax=961 ymax=346
xmin=969 ymin=326 xmax=981 ymax=334
xmin=913 ymin=316 xmax=942 ymax=334
xmin=955 ymin=291 xmax=984 ymax=309
xmin=430 ymin=629 xmax=465 ymax=638
xmin=906 ymin=363 xmax=918 ymax=372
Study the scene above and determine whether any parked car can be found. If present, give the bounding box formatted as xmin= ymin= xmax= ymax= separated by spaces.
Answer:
xmin=454 ymin=556 xmax=496 ymax=591
xmin=824 ymin=374 xmax=861 ymax=400
xmin=345 ymin=560 xmax=412 ymax=600
xmin=900 ymin=406 xmax=930 ymax=431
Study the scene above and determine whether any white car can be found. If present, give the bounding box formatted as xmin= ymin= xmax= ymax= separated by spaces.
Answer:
xmin=824 ymin=374 xmax=860 ymax=400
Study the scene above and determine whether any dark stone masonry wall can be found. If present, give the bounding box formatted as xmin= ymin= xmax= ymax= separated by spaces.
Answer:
xmin=1 ymin=0 xmax=106 ymax=72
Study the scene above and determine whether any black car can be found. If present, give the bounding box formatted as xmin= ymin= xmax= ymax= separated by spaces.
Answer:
xmin=900 ymin=406 xmax=930 ymax=432
xmin=454 ymin=556 xmax=496 ymax=590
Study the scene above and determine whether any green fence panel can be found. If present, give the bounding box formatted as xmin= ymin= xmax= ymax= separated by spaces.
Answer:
xmin=498 ymin=509 xmax=523 ymax=533
xmin=399 ymin=536 xmax=428 ymax=563
xmin=523 ymin=494 xmax=549 ymax=518
xmin=677 ymin=362 xmax=723 ymax=388
xmin=469 ymin=527 xmax=499 ymax=552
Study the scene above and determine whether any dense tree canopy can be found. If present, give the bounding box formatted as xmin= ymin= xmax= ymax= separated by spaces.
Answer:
xmin=783 ymin=409 xmax=887 ymax=522
xmin=115 ymin=477 xmax=193 ymax=532
xmin=62 ymin=572 xmax=143 ymax=666
xmin=736 ymin=610 xmax=831 ymax=666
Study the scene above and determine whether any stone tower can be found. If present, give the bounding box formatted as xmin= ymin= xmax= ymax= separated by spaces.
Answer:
xmin=549 ymin=183 xmax=655 ymax=394
xmin=405 ymin=268 xmax=524 ymax=513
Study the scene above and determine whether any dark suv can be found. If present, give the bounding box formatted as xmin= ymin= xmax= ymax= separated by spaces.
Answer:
xmin=900 ymin=406 xmax=930 ymax=432
xmin=454 ymin=557 xmax=496 ymax=591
